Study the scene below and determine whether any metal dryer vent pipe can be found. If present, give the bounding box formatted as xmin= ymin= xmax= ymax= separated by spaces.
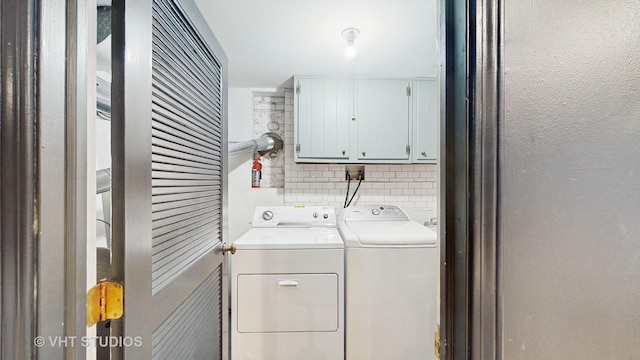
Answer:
xmin=96 ymin=168 xmax=111 ymax=194
xmin=229 ymin=134 xmax=280 ymax=156
xmin=97 ymin=6 xmax=111 ymax=44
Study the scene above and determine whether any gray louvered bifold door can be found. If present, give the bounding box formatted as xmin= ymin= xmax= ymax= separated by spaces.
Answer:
xmin=111 ymin=0 xmax=227 ymax=358
xmin=150 ymin=0 xmax=227 ymax=359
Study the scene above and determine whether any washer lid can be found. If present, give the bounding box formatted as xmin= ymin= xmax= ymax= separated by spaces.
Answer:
xmin=234 ymin=228 xmax=344 ymax=250
xmin=344 ymin=220 xmax=437 ymax=246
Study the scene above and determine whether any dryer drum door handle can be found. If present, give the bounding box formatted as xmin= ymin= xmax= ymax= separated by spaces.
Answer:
xmin=277 ymin=280 xmax=299 ymax=287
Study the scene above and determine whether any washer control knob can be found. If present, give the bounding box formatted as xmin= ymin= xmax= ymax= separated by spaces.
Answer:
xmin=313 ymin=212 xmax=319 ymax=218
xmin=323 ymin=213 xmax=329 ymax=219
xmin=372 ymin=209 xmax=381 ymax=216
xmin=262 ymin=211 xmax=274 ymax=221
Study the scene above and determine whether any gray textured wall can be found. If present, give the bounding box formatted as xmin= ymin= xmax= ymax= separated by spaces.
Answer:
xmin=501 ymin=1 xmax=640 ymax=359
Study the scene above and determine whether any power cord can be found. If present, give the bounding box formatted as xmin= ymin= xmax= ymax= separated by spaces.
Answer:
xmin=343 ymin=176 xmax=352 ymax=208
xmin=346 ymin=176 xmax=363 ymax=207
xmin=344 ymin=173 xmax=363 ymax=208
xmin=96 ymin=218 xmax=111 ymax=227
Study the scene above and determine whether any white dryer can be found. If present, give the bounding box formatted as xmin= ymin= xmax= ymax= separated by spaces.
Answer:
xmin=231 ymin=206 xmax=344 ymax=360
xmin=338 ymin=205 xmax=438 ymax=360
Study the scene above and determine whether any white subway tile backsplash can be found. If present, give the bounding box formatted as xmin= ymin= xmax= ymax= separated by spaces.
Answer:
xmin=281 ymin=89 xmax=438 ymax=223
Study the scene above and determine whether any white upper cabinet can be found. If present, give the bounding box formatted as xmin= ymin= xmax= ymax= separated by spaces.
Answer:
xmin=413 ymin=79 xmax=438 ymax=162
xmin=355 ymin=79 xmax=411 ymax=161
xmin=294 ymin=78 xmax=351 ymax=160
xmin=293 ymin=76 xmax=437 ymax=164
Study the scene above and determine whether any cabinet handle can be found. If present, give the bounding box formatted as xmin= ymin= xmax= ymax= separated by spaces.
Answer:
xmin=421 ymin=151 xmax=427 ymax=157
xmin=362 ymin=151 xmax=366 ymax=157
xmin=342 ymin=150 xmax=346 ymax=155
xmin=277 ymin=280 xmax=299 ymax=287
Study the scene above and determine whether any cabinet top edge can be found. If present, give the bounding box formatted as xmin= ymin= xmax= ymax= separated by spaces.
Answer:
xmin=293 ymin=75 xmax=436 ymax=81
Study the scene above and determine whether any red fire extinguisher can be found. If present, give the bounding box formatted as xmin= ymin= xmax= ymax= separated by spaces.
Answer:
xmin=251 ymin=157 xmax=262 ymax=188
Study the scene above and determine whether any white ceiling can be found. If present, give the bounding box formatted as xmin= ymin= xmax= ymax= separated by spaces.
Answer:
xmin=193 ymin=0 xmax=438 ymax=89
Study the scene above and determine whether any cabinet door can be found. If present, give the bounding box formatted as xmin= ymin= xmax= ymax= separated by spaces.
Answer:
xmin=413 ymin=79 xmax=438 ymax=162
xmin=356 ymin=79 xmax=411 ymax=161
xmin=295 ymin=78 xmax=351 ymax=160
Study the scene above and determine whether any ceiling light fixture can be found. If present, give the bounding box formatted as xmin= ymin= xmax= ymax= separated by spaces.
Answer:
xmin=341 ymin=27 xmax=360 ymax=58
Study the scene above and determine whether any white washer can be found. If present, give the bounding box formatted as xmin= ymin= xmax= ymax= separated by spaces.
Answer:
xmin=339 ymin=205 xmax=438 ymax=360
xmin=231 ymin=206 xmax=344 ymax=360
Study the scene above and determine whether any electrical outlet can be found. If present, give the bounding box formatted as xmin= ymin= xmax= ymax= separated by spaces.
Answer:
xmin=345 ymin=165 xmax=365 ymax=180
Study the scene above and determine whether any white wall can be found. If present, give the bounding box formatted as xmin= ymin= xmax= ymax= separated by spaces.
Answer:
xmin=227 ymin=88 xmax=284 ymax=242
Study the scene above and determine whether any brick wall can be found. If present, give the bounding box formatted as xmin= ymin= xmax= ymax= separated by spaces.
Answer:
xmin=253 ymin=95 xmax=285 ymax=187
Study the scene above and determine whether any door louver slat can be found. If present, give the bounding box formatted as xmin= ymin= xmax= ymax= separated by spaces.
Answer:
xmin=151 ymin=0 xmax=222 ymax=294
xmin=152 ymin=266 xmax=222 ymax=359
xmin=152 ymin=210 xmax=220 ymax=238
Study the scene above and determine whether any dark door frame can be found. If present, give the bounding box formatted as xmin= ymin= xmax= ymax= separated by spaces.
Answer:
xmin=1 ymin=0 xmax=88 ymax=358
xmin=440 ymin=0 xmax=501 ymax=359
xmin=1 ymin=1 xmax=39 ymax=358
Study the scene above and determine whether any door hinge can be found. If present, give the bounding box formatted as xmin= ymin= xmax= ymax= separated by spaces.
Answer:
xmin=296 ymin=143 xmax=301 ymax=153
xmin=406 ymin=85 xmax=412 ymax=97
xmin=434 ymin=324 xmax=441 ymax=360
xmin=87 ymin=279 xmax=124 ymax=327
xmin=406 ymin=144 xmax=411 ymax=155
xmin=296 ymin=84 xmax=301 ymax=94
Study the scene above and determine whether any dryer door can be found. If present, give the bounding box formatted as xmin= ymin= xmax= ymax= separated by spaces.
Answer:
xmin=237 ymin=274 xmax=339 ymax=333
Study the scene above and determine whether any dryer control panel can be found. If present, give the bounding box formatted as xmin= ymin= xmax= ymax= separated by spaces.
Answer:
xmin=341 ymin=205 xmax=410 ymax=221
xmin=252 ymin=206 xmax=337 ymax=227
